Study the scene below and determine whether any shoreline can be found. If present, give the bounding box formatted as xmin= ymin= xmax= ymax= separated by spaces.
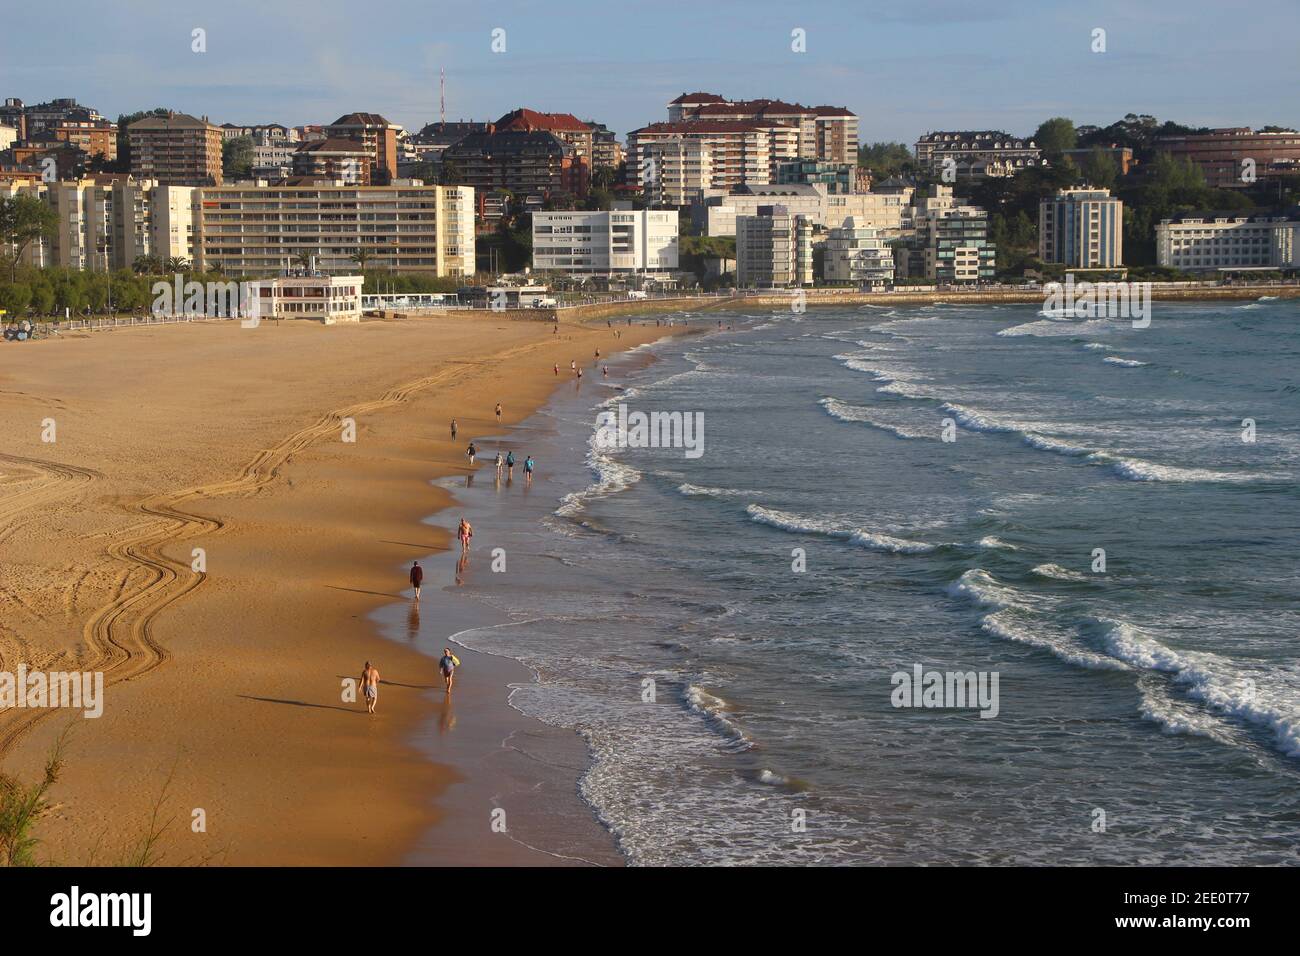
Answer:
xmin=0 ymin=311 xmax=693 ymax=866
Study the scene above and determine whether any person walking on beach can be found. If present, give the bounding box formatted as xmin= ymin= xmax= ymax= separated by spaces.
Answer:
xmin=576 ymin=367 xmax=583 ymax=380
xmin=494 ymin=451 xmax=504 ymax=479
xmin=506 ymin=450 xmax=515 ymax=479
xmin=450 ymin=418 xmax=457 ymax=440
xmin=594 ymin=348 xmax=601 ymax=365
xmin=554 ymin=363 xmax=559 ymax=376
xmin=495 ymin=402 xmax=502 ymax=423
xmin=466 ymin=441 xmax=477 ymax=466
xmin=570 ymin=359 xmax=576 ymax=373
xmin=439 ymin=647 xmax=460 ymax=694
xmin=409 ymin=560 xmax=423 ymax=600
xmin=457 ymin=518 xmax=473 ymax=551
xmin=360 ymin=661 xmax=380 ymax=714
xmin=524 ymin=455 xmax=535 ymax=485
xmin=602 ymin=365 xmax=608 ymax=378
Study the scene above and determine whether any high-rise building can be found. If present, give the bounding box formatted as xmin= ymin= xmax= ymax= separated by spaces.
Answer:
xmin=823 ymin=218 xmax=895 ymax=287
xmin=193 ymin=182 xmax=474 ymax=276
xmin=1 ymin=176 xmax=194 ymax=270
xmin=1039 ymin=187 xmax=1124 ymax=268
xmin=629 ymin=121 xmax=798 ymax=192
xmin=735 ymin=205 xmax=813 ymax=288
xmin=128 ymin=112 xmax=224 ymax=186
xmin=639 ymin=138 xmax=712 ymax=207
xmin=531 ymin=206 xmax=678 ymax=274
xmin=666 ymin=93 xmax=858 ymax=163
xmin=324 ymin=113 xmax=401 ymax=184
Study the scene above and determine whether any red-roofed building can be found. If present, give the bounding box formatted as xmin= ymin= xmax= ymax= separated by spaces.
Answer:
xmin=665 ymin=93 xmax=858 ymax=164
xmin=494 ymin=108 xmax=596 ymax=164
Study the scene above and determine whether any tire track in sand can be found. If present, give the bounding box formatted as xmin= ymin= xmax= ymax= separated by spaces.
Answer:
xmin=0 ymin=353 xmax=518 ymax=757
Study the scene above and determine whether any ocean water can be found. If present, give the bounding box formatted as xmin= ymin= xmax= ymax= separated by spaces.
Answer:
xmin=444 ymin=300 xmax=1300 ymax=866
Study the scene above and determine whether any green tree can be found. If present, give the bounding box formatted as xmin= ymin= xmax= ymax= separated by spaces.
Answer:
xmin=1033 ymin=118 xmax=1077 ymax=156
xmin=0 ymin=195 xmax=59 ymax=282
xmin=221 ymin=136 xmax=254 ymax=180
xmin=1081 ymin=148 xmax=1119 ymax=190
xmin=857 ymin=142 xmax=914 ymax=177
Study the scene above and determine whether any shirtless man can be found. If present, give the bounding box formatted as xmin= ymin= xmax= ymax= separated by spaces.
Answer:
xmin=457 ymin=518 xmax=473 ymax=552
xmin=360 ymin=661 xmax=380 ymax=714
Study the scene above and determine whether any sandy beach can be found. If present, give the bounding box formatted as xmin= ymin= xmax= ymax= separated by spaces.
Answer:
xmin=0 ymin=312 xmax=685 ymax=866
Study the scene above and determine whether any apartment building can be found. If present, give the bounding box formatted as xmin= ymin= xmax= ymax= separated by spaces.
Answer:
xmin=777 ymin=160 xmax=857 ymax=194
xmin=1039 ymin=188 xmax=1124 ymax=268
xmin=1155 ymin=208 xmax=1300 ymax=272
xmin=915 ymin=131 xmax=1044 ymax=180
xmin=128 ymin=112 xmax=224 ymax=186
xmin=531 ymin=206 xmax=678 ymax=274
xmin=735 ymin=205 xmax=813 ymax=288
xmin=823 ymin=218 xmax=894 ymax=287
xmin=291 ymin=138 xmax=373 ymax=185
xmin=588 ymin=122 xmax=624 ymax=170
xmin=324 ymin=113 xmax=401 ymax=184
xmin=666 ymin=93 xmax=858 ymax=163
xmin=629 ymin=121 xmax=798 ymax=192
xmin=893 ymin=187 xmax=996 ymax=283
xmin=1154 ymin=128 xmax=1300 ymax=189
xmin=639 ymin=138 xmax=712 ymax=206
xmin=2 ymin=176 xmax=195 ymax=270
xmin=35 ymin=115 xmax=118 ymax=162
xmin=698 ymin=183 xmax=915 ymax=237
xmin=220 ymin=123 xmax=298 ymax=144
xmin=494 ymin=108 xmax=595 ymax=162
xmin=0 ymin=98 xmax=103 ymax=140
xmin=0 ymin=124 xmax=18 ymax=151
xmin=193 ymin=182 xmax=474 ymax=276
xmin=442 ymin=128 xmax=588 ymax=199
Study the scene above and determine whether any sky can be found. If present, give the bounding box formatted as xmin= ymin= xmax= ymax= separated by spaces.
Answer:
xmin=4 ymin=0 xmax=1297 ymax=144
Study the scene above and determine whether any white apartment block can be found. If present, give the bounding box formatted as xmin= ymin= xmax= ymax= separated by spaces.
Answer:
xmin=1039 ymin=188 xmax=1124 ymax=268
xmin=1155 ymin=210 xmax=1300 ymax=272
xmin=0 ymin=124 xmax=17 ymax=150
xmin=629 ymin=121 xmax=799 ymax=192
xmin=2 ymin=177 xmax=195 ymax=270
xmin=700 ymin=184 xmax=916 ymax=238
xmin=640 ymin=138 xmax=712 ymax=207
xmin=823 ymin=218 xmax=895 ymax=287
xmin=193 ymin=182 xmax=474 ymax=276
xmin=736 ymin=205 xmax=813 ymax=288
xmin=532 ymin=207 xmax=679 ymax=274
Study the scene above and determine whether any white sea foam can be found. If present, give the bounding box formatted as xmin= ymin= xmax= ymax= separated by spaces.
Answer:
xmin=1103 ymin=356 xmax=1148 ymax=367
xmin=1082 ymin=342 xmax=1109 ymax=350
xmin=683 ymin=685 xmax=753 ymax=753
xmin=676 ymin=483 xmax=758 ymax=499
xmin=818 ymin=397 xmax=930 ymax=439
xmin=997 ymin=318 xmax=1115 ymax=338
xmin=1097 ymin=621 xmax=1300 ymax=757
xmin=746 ymin=504 xmax=937 ymax=554
xmin=976 ymin=536 xmax=1018 ymax=551
xmin=1031 ymin=563 xmax=1092 ymax=583
xmin=555 ymin=431 xmax=643 ymax=518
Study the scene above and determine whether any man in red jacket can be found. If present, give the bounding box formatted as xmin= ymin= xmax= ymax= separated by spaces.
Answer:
xmin=410 ymin=560 xmax=424 ymax=600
